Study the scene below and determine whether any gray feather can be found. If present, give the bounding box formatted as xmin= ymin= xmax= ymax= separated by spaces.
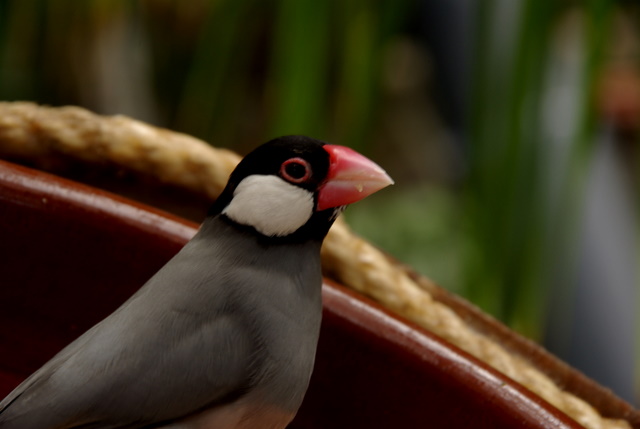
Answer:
xmin=0 ymin=217 xmax=323 ymax=428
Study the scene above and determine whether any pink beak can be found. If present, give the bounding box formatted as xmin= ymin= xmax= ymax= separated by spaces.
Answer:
xmin=316 ymin=145 xmax=394 ymax=211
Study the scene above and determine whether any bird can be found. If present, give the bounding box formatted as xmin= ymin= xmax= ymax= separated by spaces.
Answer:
xmin=0 ymin=135 xmax=393 ymax=429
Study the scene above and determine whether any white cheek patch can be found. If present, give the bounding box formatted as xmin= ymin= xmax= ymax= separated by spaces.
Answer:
xmin=222 ymin=175 xmax=315 ymax=237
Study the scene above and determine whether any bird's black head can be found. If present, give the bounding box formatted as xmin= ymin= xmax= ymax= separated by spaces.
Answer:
xmin=209 ymin=135 xmax=393 ymax=242
xmin=222 ymin=135 xmax=331 ymax=197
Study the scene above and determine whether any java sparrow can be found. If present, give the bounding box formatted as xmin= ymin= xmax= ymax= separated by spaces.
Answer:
xmin=0 ymin=135 xmax=393 ymax=429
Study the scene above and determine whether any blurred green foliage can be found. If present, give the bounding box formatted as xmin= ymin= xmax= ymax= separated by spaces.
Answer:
xmin=465 ymin=0 xmax=614 ymax=336
xmin=0 ymin=0 xmax=409 ymax=153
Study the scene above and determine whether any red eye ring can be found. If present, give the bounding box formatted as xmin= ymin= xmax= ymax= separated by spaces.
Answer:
xmin=280 ymin=157 xmax=312 ymax=183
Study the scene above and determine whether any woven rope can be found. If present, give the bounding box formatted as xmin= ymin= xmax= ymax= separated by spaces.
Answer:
xmin=0 ymin=102 xmax=631 ymax=429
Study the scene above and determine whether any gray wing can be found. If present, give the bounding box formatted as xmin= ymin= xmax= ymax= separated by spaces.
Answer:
xmin=0 ymin=232 xmax=259 ymax=429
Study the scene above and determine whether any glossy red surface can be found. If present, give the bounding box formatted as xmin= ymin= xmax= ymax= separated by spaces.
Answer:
xmin=0 ymin=160 xmax=583 ymax=428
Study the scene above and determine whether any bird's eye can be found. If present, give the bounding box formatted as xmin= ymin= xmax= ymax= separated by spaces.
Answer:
xmin=280 ymin=157 xmax=312 ymax=183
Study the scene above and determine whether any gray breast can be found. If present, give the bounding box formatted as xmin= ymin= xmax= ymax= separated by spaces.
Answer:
xmin=190 ymin=219 xmax=325 ymax=413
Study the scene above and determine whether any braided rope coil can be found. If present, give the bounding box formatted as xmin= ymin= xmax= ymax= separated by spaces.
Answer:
xmin=0 ymin=101 xmax=632 ymax=429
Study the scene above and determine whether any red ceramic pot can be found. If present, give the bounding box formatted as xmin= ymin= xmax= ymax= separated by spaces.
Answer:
xmin=0 ymin=160 xmax=617 ymax=428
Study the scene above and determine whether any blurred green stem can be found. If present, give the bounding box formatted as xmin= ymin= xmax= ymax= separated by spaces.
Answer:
xmin=268 ymin=0 xmax=330 ymax=139
xmin=467 ymin=0 xmax=556 ymax=337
